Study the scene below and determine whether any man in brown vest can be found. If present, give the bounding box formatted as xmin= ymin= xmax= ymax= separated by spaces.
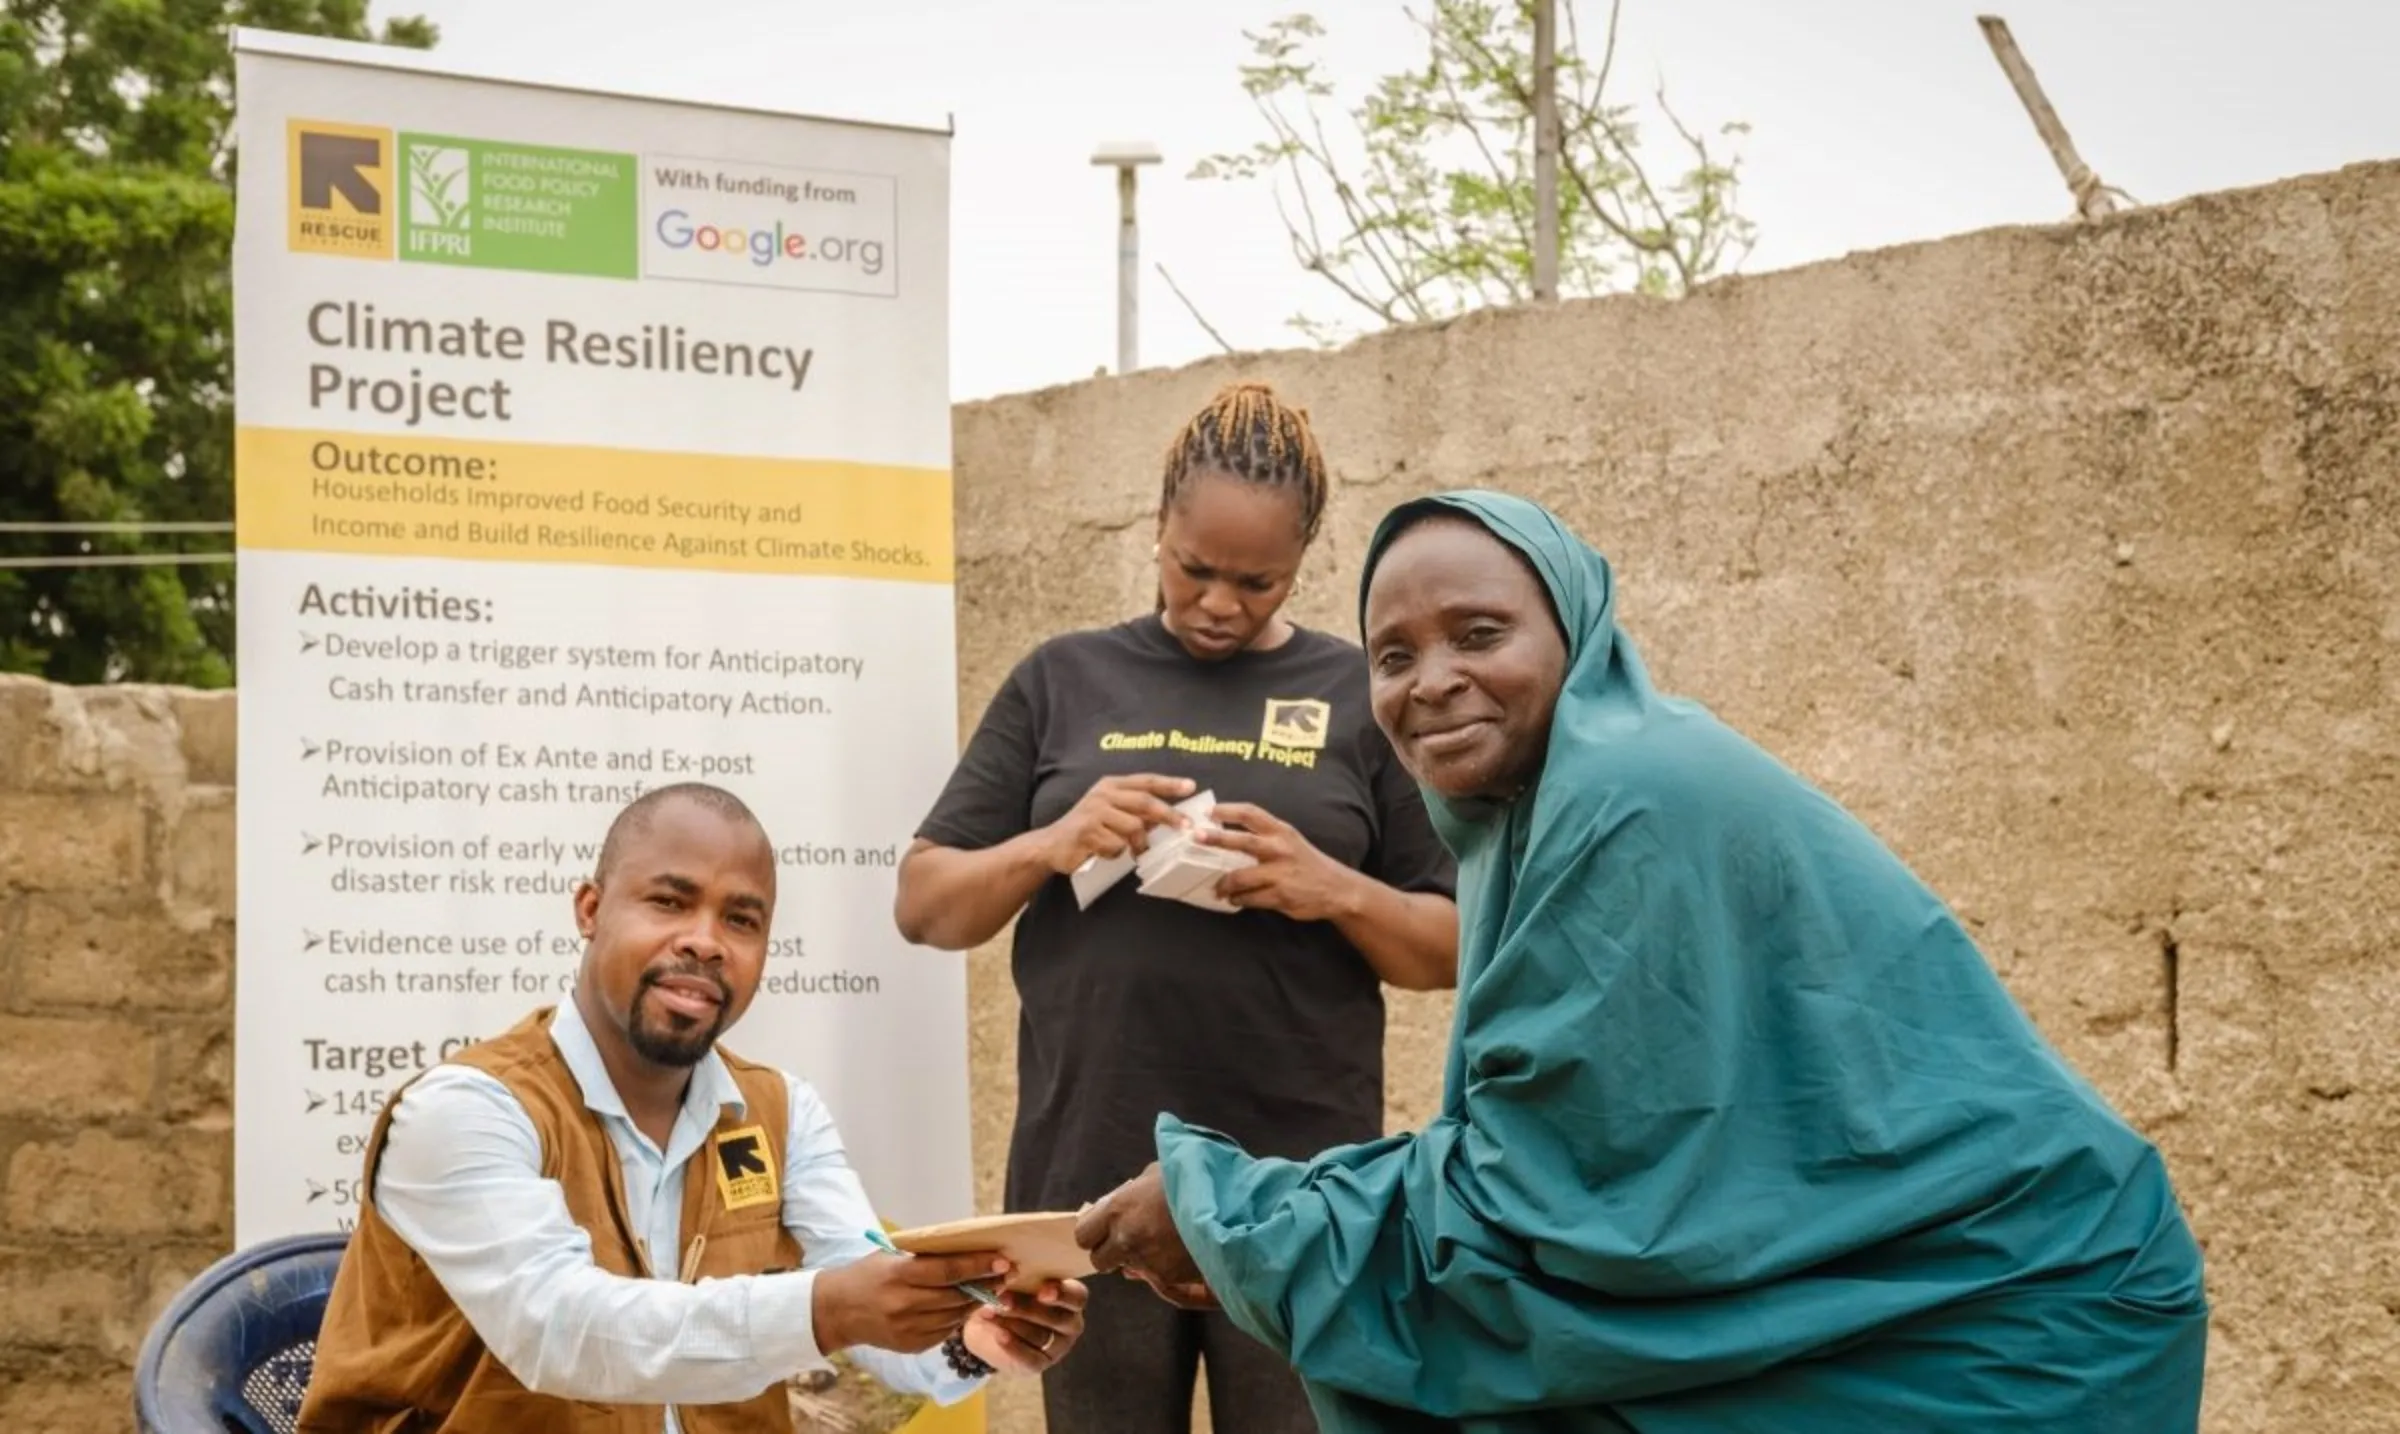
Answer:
xmin=299 ymin=781 xmax=1087 ymax=1433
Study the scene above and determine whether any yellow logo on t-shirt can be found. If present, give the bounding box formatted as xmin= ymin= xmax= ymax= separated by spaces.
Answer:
xmin=712 ymin=1125 xmax=779 ymax=1211
xmin=1260 ymin=698 xmax=1330 ymax=752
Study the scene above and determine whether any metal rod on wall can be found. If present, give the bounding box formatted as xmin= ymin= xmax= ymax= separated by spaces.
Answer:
xmin=1977 ymin=14 xmax=2130 ymax=221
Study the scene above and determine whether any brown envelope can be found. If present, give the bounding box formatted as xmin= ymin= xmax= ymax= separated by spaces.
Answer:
xmin=887 ymin=1211 xmax=1097 ymax=1292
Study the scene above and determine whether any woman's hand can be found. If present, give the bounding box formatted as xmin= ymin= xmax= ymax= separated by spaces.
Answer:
xmin=959 ymin=1278 xmax=1091 ymax=1375
xmin=1199 ymin=801 xmax=1461 ymax=989
xmin=1074 ymin=1163 xmax=1208 ymax=1292
xmin=1198 ymin=801 xmax=1364 ymax=923
xmin=1040 ymin=774 xmax=1197 ymax=874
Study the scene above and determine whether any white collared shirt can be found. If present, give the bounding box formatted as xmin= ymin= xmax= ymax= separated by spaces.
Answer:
xmin=370 ymin=999 xmax=983 ymax=1428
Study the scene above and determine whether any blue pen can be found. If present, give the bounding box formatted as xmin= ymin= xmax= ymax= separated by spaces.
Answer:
xmin=866 ymin=1228 xmax=1005 ymax=1308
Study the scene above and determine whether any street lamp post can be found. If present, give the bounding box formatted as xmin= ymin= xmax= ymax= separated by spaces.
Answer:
xmin=1090 ymin=140 xmax=1162 ymax=374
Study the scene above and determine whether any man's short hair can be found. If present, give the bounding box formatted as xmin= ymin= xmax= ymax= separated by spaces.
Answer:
xmin=592 ymin=782 xmax=765 ymax=883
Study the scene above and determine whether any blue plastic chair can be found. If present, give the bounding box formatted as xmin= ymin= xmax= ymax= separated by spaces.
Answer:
xmin=133 ymin=1231 xmax=350 ymax=1434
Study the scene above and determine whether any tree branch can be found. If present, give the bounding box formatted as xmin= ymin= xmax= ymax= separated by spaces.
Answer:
xmin=1448 ymin=15 xmax=1673 ymax=271
xmin=1309 ymin=104 xmax=1438 ymax=320
xmin=1156 ymin=264 xmax=1238 ymax=352
xmin=1254 ymin=92 xmax=1343 ymax=277
xmin=1273 ymin=183 xmax=1404 ymax=325
xmin=1204 ymin=1 xmax=1752 ymax=328
xmin=1429 ymin=24 xmax=1537 ymax=272
xmin=1652 ymin=84 xmax=1751 ymax=276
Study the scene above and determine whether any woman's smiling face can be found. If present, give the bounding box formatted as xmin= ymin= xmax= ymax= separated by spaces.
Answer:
xmin=1363 ymin=517 xmax=1568 ymax=802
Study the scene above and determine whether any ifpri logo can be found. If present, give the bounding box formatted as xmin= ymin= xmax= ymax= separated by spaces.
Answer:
xmin=404 ymin=141 xmax=474 ymax=258
xmin=286 ymin=119 xmax=393 ymax=259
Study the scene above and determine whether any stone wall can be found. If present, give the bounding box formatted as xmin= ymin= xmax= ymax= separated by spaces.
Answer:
xmin=4 ymin=157 xmax=2399 ymax=1432
xmin=0 ymin=680 xmax=236 ymax=1429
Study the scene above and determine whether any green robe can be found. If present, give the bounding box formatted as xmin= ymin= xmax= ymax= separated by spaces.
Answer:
xmin=1154 ymin=490 xmax=2209 ymax=1431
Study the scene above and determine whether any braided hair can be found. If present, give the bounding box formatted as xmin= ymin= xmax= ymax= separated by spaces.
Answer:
xmin=1156 ymin=380 xmax=1329 ymax=544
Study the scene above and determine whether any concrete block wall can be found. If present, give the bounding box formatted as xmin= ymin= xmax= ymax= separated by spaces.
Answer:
xmin=946 ymin=158 xmax=2400 ymax=1434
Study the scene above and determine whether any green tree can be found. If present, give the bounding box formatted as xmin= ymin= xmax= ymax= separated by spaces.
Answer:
xmin=1194 ymin=0 xmax=1756 ymax=345
xmin=0 ymin=1 xmax=434 ymax=687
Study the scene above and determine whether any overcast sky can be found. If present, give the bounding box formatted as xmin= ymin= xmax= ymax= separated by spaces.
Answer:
xmin=388 ymin=0 xmax=2400 ymax=401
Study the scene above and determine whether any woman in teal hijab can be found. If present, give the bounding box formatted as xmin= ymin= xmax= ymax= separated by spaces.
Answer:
xmin=1074 ymin=490 xmax=2210 ymax=1431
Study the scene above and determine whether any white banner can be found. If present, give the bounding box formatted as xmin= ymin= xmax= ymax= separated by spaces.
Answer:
xmin=229 ymin=30 xmax=968 ymax=1248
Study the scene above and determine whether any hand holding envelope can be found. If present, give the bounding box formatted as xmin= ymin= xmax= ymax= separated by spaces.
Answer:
xmin=1175 ymin=799 xmax=1367 ymax=924
xmin=1071 ymin=788 xmax=1259 ymax=913
xmin=1040 ymin=774 xmax=1196 ymax=876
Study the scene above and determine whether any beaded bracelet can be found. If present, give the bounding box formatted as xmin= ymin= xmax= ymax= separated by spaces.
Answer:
xmin=941 ymin=1330 xmax=994 ymax=1380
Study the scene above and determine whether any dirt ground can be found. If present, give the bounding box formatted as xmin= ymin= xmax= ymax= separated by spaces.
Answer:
xmin=787 ymin=1354 xmax=930 ymax=1433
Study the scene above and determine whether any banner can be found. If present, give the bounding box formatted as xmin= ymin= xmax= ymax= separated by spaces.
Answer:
xmin=230 ymin=33 xmax=974 ymax=1418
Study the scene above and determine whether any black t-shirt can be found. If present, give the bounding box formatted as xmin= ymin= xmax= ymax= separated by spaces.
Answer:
xmin=916 ymin=613 xmax=1458 ymax=1211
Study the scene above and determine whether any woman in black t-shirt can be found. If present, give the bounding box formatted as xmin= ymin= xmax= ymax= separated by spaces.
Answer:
xmin=895 ymin=380 xmax=1460 ymax=1434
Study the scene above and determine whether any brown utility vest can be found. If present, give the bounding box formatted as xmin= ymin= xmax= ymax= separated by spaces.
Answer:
xmin=297 ymin=1006 xmax=801 ymax=1433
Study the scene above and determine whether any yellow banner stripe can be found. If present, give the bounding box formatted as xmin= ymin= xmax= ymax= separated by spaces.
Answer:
xmin=235 ymin=427 xmax=954 ymax=582
xmin=899 ymin=1394 xmax=985 ymax=1432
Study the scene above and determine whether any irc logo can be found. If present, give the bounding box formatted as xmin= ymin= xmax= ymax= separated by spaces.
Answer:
xmin=1260 ymin=697 xmax=1331 ymax=752
xmin=711 ymin=1125 xmax=779 ymax=1211
xmin=287 ymin=120 xmax=394 ymax=260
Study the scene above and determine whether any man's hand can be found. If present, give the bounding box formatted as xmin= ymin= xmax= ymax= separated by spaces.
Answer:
xmin=1074 ymin=1164 xmax=1206 ymax=1291
xmin=1040 ymin=774 xmax=1197 ymax=874
xmin=1198 ymin=801 xmax=1362 ymax=923
xmin=959 ymin=1278 xmax=1091 ymax=1375
xmin=811 ymin=1251 xmax=1009 ymax=1355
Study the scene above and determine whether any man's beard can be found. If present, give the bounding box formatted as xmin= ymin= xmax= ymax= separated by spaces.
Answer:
xmin=625 ymin=964 xmax=731 ymax=1067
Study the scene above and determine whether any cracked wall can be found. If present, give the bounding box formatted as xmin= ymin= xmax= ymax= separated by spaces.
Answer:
xmin=1 ymin=159 xmax=2396 ymax=1433
xmin=949 ymin=159 xmax=2400 ymax=1433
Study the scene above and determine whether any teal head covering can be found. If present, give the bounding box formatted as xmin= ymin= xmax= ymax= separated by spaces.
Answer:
xmin=1152 ymin=490 xmax=2210 ymax=1431
xmin=1350 ymin=489 xmax=1663 ymax=843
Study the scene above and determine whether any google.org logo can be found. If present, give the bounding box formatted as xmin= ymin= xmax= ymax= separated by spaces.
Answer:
xmin=652 ymin=208 xmax=887 ymax=276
